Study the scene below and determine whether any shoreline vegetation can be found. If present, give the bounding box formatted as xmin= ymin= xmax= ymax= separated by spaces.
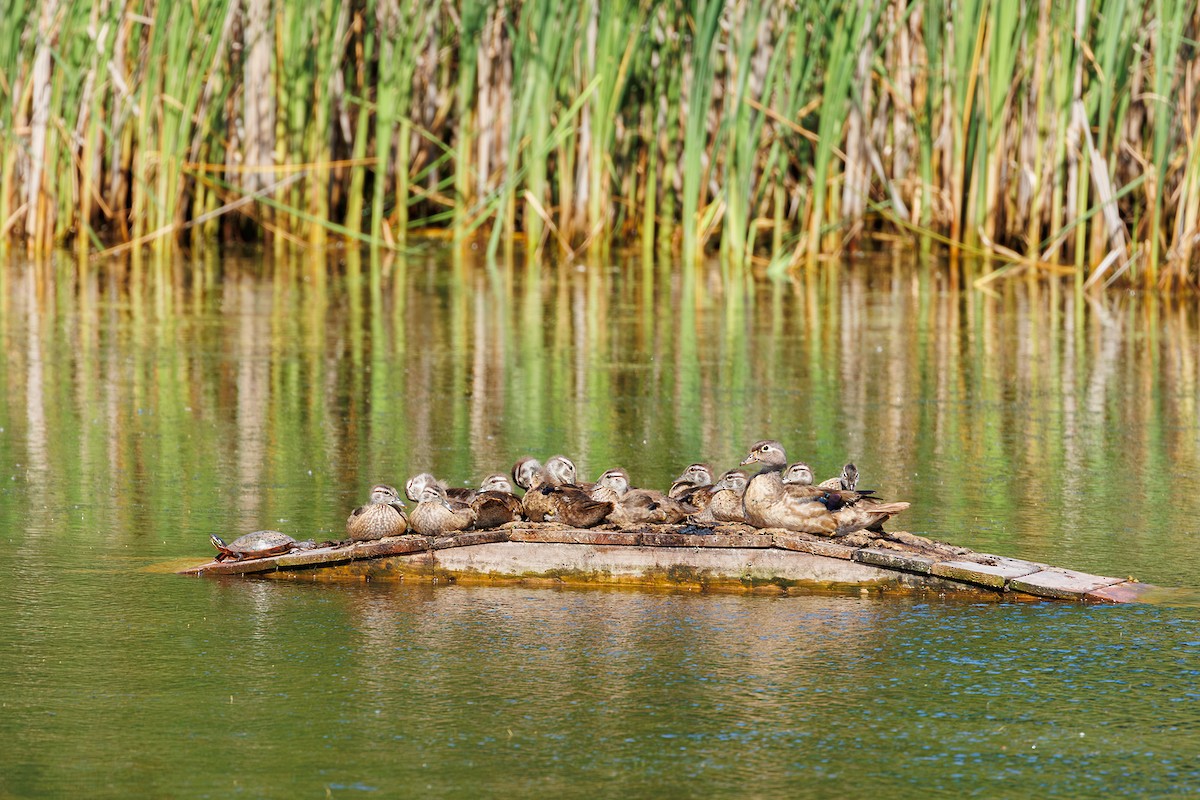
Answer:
xmin=1 ymin=1 xmax=1198 ymax=288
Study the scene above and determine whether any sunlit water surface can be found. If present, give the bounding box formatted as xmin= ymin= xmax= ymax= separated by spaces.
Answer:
xmin=1 ymin=249 xmax=1198 ymax=797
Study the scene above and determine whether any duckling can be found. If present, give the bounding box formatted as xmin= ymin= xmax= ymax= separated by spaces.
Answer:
xmin=819 ymin=463 xmax=859 ymax=491
xmin=347 ymin=484 xmax=409 ymax=542
xmin=690 ymin=469 xmax=749 ymax=524
xmin=739 ymin=440 xmax=908 ymax=536
xmin=545 ymin=455 xmax=595 ymax=492
xmin=511 ymin=456 xmax=542 ymax=493
xmin=668 ymin=462 xmax=714 ymax=499
xmin=404 ymin=471 xmax=476 ymax=504
xmin=594 ymin=468 xmax=696 ymax=525
xmin=409 ymin=484 xmax=475 ymax=536
xmin=520 ymin=457 xmax=611 ymax=526
xmin=782 ymin=462 xmax=815 ymax=486
xmin=470 ymin=473 xmax=524 ymax=529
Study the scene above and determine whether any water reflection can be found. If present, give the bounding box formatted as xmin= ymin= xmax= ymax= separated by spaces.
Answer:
xmin=0 ymin=249 xmax=1198 ymax=584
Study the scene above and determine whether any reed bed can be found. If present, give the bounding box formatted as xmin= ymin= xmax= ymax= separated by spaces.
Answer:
xmin=1 ymin=0 xmax=1198 ymax=287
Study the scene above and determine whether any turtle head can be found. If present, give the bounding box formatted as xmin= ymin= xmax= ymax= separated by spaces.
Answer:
xmin=210 ymin=534 xmax=227 ymax=550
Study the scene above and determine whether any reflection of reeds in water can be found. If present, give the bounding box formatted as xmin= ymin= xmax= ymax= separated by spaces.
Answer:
xmin=3 ymin=2 xmax=1200 ymax=286
xmin=2 ymin=253 xmax=1199 ymax=576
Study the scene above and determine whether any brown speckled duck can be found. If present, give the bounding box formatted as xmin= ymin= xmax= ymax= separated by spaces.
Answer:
xmin=593 ymin=468 xmax=696 ymax=525
xmin=405 ymin=471 xmax=475 ymax=504
xmin=347 ymin=484 xmax=409 ymax=542
xmin=705 ymin=469 xmax=752 ymax=523
xmin=470 ymin=474 xmax=524 ymax=529
xmin=668 ymin=463 xmax=714 ymax=498
xmin=409 ymin=484 xmax=475 ymax=536
xmin=819 ymin=463 xmax=859 ymax=491
xmin=740 ymin=441 xmax=908 ymax=536
xmin=519 ymin=456 xmax=611 ymax=527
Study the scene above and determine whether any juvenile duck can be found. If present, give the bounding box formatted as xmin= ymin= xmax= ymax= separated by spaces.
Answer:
xmin=782 ymin=462 xmax=815 ymax=486
xmin=690 ymin=469 xmax=749 ymax=524
xmin=668 ymin=462 xmax=715 ymax=499
xmin=409 ymin=484 xmax=475 ymax=536
xmin=594 ymin=468 xmax=696 ymax=525
xmin=545 ymin=455 xmax=596 ymax=492
xmin=470 ymin=474 xmax=524 ymax=529
xmin=819 ymin=463 xmax=859 ymax=491
xmin=404 ymin=471 xmax=476 ymax=504
xmin=521 ymin=458 xmax=612 ymax=526
xmin=347 ymin=484 xmax=409 ymax=542
xmin=511 ymin=456 xmax=542 ymax=493
xmin=740 ymin=441 xmax=908 ymax=535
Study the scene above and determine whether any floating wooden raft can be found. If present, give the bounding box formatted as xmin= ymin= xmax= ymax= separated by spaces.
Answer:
xmin=177 ymin=522 xmax=1158 ymax=603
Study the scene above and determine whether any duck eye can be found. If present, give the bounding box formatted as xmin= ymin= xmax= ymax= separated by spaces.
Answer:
xmin=761 ymin=444 xmax=769 ymax=452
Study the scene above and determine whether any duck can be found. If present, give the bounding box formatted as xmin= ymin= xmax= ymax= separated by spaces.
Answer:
xmin=690 ymin=469 xmax=749 ymax=524
xmin=545 ymin=455 xmax=596 ymax=492
xmin=346 ymin=484 xmax=409 ymax=542
xmin=739 ymin=440 xmax=908 ymax=535
xmin=819 ymin=463 xmax=859 ymax=491
xmin=409 ymin=484 xmax=475 ymax=536
xmin=782 ymin=462 xmax=814 ymax=486
xmin=518 ymin=456 xmax=612 ymax=527
xmin=593 ymin=468 xmax=696 ymax=525
xmin=404 ymin=471 xmax=476 ymax=504
xmin=668 ymin=462 xmax=714 ymax=498
xmin=511 ymin=456 xmax=542 ymax=494
xmin=470 ymin=473 xmax=524 ymax=528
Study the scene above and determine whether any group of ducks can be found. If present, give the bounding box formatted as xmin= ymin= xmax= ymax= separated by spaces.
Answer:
xmin=345 ymin=440 xmax=909 ymax=541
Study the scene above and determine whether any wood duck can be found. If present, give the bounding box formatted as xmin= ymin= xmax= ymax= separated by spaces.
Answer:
xmin=782 ymin=462 xmax=814 ymax=486
xmin=347 ymin=484 xmax=409 ymax=541
xmin=405 ymin=471 xmax=475 ymax=504
xmin=819 ymin=463 xmax=859 ymax=491
xmin=740 ymin=440 xmax=908 ymax=535
xmin=520 ymin=457 xmax=611 ymax=526
xmin=511 ymin=457 xmax=542 ymax=493
xmin=668 ymin=462 xmax=714 ymax=498
xmin=409 ymin=484 xmax=475 ymax=536
xmin=471 ymin=473 xmax=524 ymax=528
xmin=690 ymin=469 xmax=749 ymax=524
xmin=593 ymin=468 xmax=696 ymax=525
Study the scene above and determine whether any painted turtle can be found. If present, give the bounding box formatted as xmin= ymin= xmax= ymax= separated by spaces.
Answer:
xmin=210 ymin=530 xmax=317 ymax=562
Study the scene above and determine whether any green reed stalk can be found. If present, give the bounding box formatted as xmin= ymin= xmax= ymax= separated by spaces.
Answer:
xmin=680 ymin=0 xmax=722 ymax=266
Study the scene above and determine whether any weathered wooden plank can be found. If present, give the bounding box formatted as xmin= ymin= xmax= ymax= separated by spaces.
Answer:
xmin=773 ymin=532 xmax=857 ymax=560
xmin=1008 ymin=569 xmax=1125 ymax=600
xmin=853 ymin=548 xmax=938 ymax=574
xmin=640 ymin=532 xmax=773 ymax=549
xmin=429 ymin=529 xmax=510 ymax=549
xmin=931 ymin=558 xmax=1041 ymax=589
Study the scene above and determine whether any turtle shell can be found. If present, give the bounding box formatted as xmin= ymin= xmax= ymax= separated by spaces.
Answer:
xmin=211 ymin=530 xmax=298 ymax=561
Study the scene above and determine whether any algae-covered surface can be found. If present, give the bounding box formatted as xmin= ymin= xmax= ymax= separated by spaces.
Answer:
xmin=2 ymin=251 xmax=1200 ymax=797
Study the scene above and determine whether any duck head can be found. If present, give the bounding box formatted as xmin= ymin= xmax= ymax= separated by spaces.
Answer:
xmin=404 ymin=473 xmax=439 ymax=502
xmin=674 ymin=462 xmax=714 ymax=487
xmin=740 ymin=440 xmax=788 ymax=471
xmin=417 ymin=484 xmax=454 ymax=509
xmin=511 ymin=457 xmax=542 ymax=490
xmin=782 ymin=463 xmax=814 ymax=486
xmin=714 ymin=469 xmax=749 ymax=492
xmin=841 ymin=463 xmax=859 ymax=490
xmin=595 ymin=468 xmax=631 ymax=497
xmin=544 ymin=455 xmax=578 ymax=486
xmin=479 ymin=473 xmax=515 ymax=493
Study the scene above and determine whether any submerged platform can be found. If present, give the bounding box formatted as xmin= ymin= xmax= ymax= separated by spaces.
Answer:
xmin=176 ymin=522 xmax=1158 ymax=603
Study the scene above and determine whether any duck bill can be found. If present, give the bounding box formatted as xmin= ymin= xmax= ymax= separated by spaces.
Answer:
xmin=739 ymin=454 xmax=758 ymax=466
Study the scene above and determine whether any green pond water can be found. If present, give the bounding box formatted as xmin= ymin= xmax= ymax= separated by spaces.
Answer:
xmin=1 ymin=249 xmax=1199 ymax=798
